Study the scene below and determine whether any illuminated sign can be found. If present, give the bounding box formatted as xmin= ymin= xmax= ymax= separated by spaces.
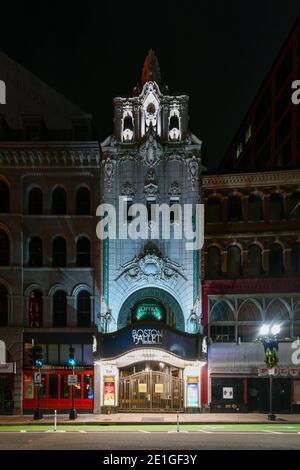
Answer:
xmin=132 ymin=329 xmax=163 ymax=345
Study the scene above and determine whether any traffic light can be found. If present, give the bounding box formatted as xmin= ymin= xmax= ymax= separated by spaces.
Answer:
xmin=68 ymin=346 xmax=76 ymax=367
xmin=33 ymin=345 xmax=44 ymax=367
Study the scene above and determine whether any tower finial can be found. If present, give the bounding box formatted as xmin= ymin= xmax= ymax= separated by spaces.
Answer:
xmin=141 ymin=49 xmax=161 ymax=85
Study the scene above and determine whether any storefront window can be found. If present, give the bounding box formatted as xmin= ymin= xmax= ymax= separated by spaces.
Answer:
xmin=24 ymin=374 xmax=34 ymax=399
xmin=48 ymin=375 xmax=59 ymax=399
xmin=74 ymin=376 xmax=82 ymax=399
xmin=84 ymin=375 xmax=93 ymax=399
xmin=60 ymin=375 xmax=70 ymax=399
xmin=40 ymin=375 xmax=47 ymax=399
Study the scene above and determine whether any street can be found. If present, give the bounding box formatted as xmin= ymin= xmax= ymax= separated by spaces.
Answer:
xmin=0 ymin=426 xmax=300 ymax=450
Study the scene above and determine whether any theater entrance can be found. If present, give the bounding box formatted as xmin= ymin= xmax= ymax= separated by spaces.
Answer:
xmin=119 ymin=362 xmax=184 ymax=412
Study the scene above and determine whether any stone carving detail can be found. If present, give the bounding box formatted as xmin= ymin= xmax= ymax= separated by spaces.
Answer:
xmin=116 ymin=252 xmax=185 ymax=283
xmin=122 ymin=182 xmax=135 ymax=196
xmin=186 ymin=155 xmax=199 ymax=187
xmin=144 ymin=168 xmax=159 ymax=197
xmin=140 ymin=132 xmax=163 ymax=167
xmin=168 ymin=181 xmax=181 ymax=196
xmin=103 ymin=157 xmax=116 ymax=189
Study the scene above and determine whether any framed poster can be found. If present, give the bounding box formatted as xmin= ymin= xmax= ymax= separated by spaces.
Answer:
xmin=103 ymin=380 xmax=115 ymax=406
xmin=187 ymin=382 xmax=199 ymax=407
xmin=155 ymin=384 xmax=163 ymax=393
xmin=138 ymin=383 xmax=147 ymax=393
xmin=223 ymin=387 xmax=233 ymax=399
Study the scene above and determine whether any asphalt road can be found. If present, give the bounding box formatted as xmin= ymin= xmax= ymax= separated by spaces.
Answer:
xmin=0 ymin=430 xmax=300 ymax=450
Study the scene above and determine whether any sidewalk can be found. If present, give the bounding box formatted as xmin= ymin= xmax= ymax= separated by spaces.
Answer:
xmin=1 ymin=413 xmax=300 ymax=425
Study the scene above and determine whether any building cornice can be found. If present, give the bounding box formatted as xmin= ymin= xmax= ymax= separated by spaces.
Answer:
xmin=202 ymin=170 xmax=300 ymax=189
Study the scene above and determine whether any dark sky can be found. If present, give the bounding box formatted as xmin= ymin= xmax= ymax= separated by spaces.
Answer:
xmin=1 ymin=1 xmax=300 ymax=170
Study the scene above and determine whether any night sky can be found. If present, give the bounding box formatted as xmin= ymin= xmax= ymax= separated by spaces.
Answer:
xmin=1 ymin=1 xmax=300 ymax=170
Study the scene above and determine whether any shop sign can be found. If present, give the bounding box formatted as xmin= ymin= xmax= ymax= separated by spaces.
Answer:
xmin=223 ymin=387 xmax=233 ymax=399
xmin=187 ymin=382 xmax=199 ymax=407
xmin=132 ymin=329 xmax=163 ymax=345
xmin=279 ymin=368 xmax=289 ymax=377
xmin=104 ymin=381 xmax=115 ymax=406
xmin=0 ymin=362 xmax=15 ymax=374
xmin=290 ymin=368 xmax=300 ymax=377
xmin=258 ymin=367 xmax=300 ymax=377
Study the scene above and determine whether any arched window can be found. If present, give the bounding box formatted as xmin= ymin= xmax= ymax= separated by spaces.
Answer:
xmin=52 ymin=187 xmax=67 ymax=215
xmin=227 ymin=245 xmax=242 ymax=277
xmin=248 ymin=194 xmax=264 ymax=221
xmin=53 ymin=290 xmax=67 ymax=327
xmin=290 ymin=192 xmax=300 ymax=220
xmin=265 ymin=299 xmax=290 ymax=338
xmin=207 ymin=246 xmax=221 ymax=278
xmin=52 ymin=237 xmax=67 ymax=267
xmin=228 ymin=195 xmax=243 ymax=222
xmin=0 ymin=230 xmax=9 ymax=266
xmin=269 ymin=243 xmax=284 ymax=276
xmin=206 ymin=198 xmax=222 ymax=223
xmin=237 ymin=300 xmax=262 ymax=341
xmin=76 ymin=187 xmax=90 ymax=215
xmin=248 ymin=244 xmax=263 ymax=277
xmin=77 ymin=290 xmax=91 ymax=327
xmin=291 ymin=242 xmax=300 ymax=275
xmin=28 ymin=188 xmax=43 ymax=215
xmin=210 ymin=301 xmax=235 ymax=322
xmin=28 ymin=290 xmax=43 ymax=327
xmin=209 ymin=300 xmax=235 ymax=342
xmin=76 ymin=237 xmax=91 ymax=267
xmin=269 ymin=193 xmax=284 ymax=220
xmin=0 ymin=181 xmax=9 ymax=213
xmin=0 ymin=285 xmax=8 ymax=326
xmin=293 ymin=303 xmax=300 ymax=337
xmin=28 ymin=237 xmax=43 ymax=267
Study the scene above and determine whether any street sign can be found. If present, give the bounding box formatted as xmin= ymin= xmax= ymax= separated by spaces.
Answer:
xmin=68 ymin=374 xmax=78 ymax=386
xmin=33 ymin=372 xmax=42 ymax=384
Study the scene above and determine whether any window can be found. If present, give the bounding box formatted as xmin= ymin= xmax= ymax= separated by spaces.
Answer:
xmin=206 ymin=198 xmax=222 ymax=223
xmin=0 ymin=181 xmax=9 ymax=213
xmin=28 ymin=290 xmax=43 ymax=327
xmin=210 ymin=301 xmax=235 ymax=322
xmin=0 ymin=285 xmax=8 ymax=327
xmin=0 ymin=230 xmax=9 ymax=266
xmin=48 ymin=375 xmax=59 ymax=399
xmin=227 ymin=246 xmax=242 ymax=277
xmin=52 ymin=187 xmax=67 ymax=215
xmin=290 ymin=192 xmax=300 ymax=220
xmin=210 ymin=325 xmax=235 ymax=342
xmin=269 ymin=193 xmax=284 ymax=220
xmin=77 ymin=291 xmax=91 ymax=327
xmin=228 ymin=195 xmax=243 ymax=222
xmin=60 ymin=375 xmax=70 ymax=398
xmin=207 ymin=246 xmax=221 ymax=278
xmin=248 ymin=245 xmax=263 ymax=277
xmin=245 ymin=124 xmax=252 ymax=143
xmin=265 ymin=300 xmax=290 ymax=338
xmin=291 ymin=242 xmax=300 ymax=275
xmin=235 ymin=141 xmax=243 ymax=159
xmin=76 ymin=237 xmax=91 ymax=267
xmin=28 ymin=188 xmax=43 ymax=215
xmin=76 ymin=187 xmax=90 ymax=215
xmin=170 ymin=199 xmax=180 ymax=224
xmin=28 ymin=237 xmax=43 ymax=266
xmin=269 ymin=244 xmax=284 ymax=276
xmin=53 ymin=290 xmax=67 ymax=327
xmin=248 ymin=194 xmax=264 ymax=221
xmin=52 ymin=237 xmax=67 ymax=267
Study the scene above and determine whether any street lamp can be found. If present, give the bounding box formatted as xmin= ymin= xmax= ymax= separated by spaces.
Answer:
xmin=258 ymin=323 xmax=281 ymax=421
xmin=68 ymin=346 xmax=77 ymax=420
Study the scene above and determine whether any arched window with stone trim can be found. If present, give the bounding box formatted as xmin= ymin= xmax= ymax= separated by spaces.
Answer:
xmin=0 ymin=285 xmax=8 ymax=326
xmin=52 ymin=237 xmax=67 ymax=267
xmin=77 ymin=290 xmax=91 ymax=327
xmin=206 ymin=197 xmax=222 ymax=223
xmin=76 ymin=187 xmax=91 ymax=215
xmin=28 ymin=187 xmax=43 ymax=215
xmin=0 ymin=230 xmax=9 ymax=266
xmin=269 ymin=193 xmax=284 ymax=221
xmin=248 ymin=194 xmax=264 ymax=221
xmin=28 ymin=237 xmax=43 ymax=267
xmin=28 ymin=290 xmax=43 ymax=328
xmin=248 ymin=244 xmax=263 ymax=277
xmin=76 ymin=237 xmax=91 ymax=267
xmin=237 ymin=299 xmax=262 ymax=341
xmin=269 ymin=243 xmax=284 ymax=276
xmin=207 ymin=246 xmax=221 ymax=278
xmin=293 ymin=301 xmax=300 ymax=338
xmin=291 ymin=242 xmax=300 ymax=275
xmin=265 ymin=299 xmax=290 ymax=339
xmin=209 ymin=300 xmax=235 ymax=342
xmin=290 ymin=192 xmax=300 ymax=220
xmin=227 ymin=245 xmax=242 ymax=277
xmin=53 ymin=290 xmax=67 ymax=327
xmin=228 ymin=195 xmax=243 ymax=222
xmin=52 ymin=187 xmax=67 ymax=215
xmin=0 ymin=181 xmax=9 ymax=213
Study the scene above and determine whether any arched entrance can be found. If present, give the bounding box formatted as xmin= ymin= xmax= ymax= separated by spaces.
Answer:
xmin=117 ymin=287 xmax=185 ymax=331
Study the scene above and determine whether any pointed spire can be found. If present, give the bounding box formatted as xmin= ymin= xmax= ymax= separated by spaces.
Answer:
xmin=141 ymin=49 xmax=161 ymax=85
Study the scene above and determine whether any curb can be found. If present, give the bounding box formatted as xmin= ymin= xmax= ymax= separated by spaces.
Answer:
xmin=1 ymin=421 xmax=300 ymax=426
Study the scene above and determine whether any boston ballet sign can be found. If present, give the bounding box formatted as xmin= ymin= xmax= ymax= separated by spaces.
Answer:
xmin=132 ymin=328 xmax=163 ymax=345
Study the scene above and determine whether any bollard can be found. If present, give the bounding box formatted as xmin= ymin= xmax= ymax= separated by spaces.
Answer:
xmin=54 ymin=409 xmax=57 ymax=432
xmin=177 ymin=410 xmax=179 ymax=433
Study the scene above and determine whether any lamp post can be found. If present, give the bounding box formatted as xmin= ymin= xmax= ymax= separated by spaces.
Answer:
xmin=258 ymin=324 xmax=280 ymax=421
xmin=68 ymin=346 xmax=77 ymax=420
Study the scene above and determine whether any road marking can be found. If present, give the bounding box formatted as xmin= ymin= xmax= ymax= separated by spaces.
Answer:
xmin=197 ymin=429 xmax=213 ymax=434
xmin=263 ymin=430 xmax=283 ymax=435
xmin=45 ymin=430 xmax=66 ymax=433
xmin=139 ymin=430 xmax=151 ymax=433
xmin=20 ymin=430 xmax=27 ymax=433
xmin=79 ymin=430 xmax=87 ymax=433
xmin=168 ymin=430 xmax=189 ymax=433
